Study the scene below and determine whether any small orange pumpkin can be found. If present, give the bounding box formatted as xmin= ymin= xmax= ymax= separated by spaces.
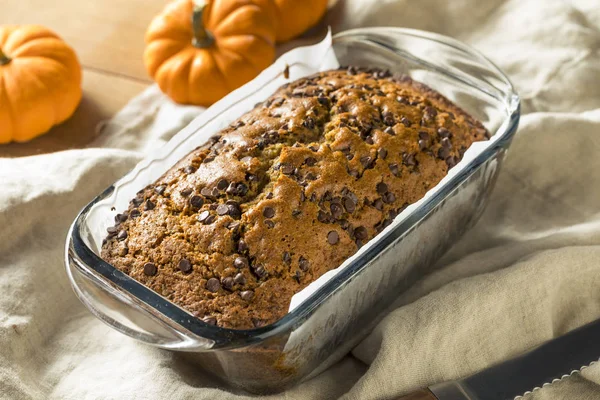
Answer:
xmin=144 ymin=0 xmax=277 ymax=107
xmin=0 ymin=25 xmax=82 ymax=144
xmin=272 ymin=0 xmax=328 ymax=43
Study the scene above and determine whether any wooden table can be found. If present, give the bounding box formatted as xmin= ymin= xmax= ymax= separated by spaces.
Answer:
xmin=3 ymin=0 xmax=341 ymax=157
xmin=2 ymin=0 xmax=169 ymax=157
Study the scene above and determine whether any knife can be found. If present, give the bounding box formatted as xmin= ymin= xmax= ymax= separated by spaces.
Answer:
xmin=398 ymin=318 xmax=600 ymax=400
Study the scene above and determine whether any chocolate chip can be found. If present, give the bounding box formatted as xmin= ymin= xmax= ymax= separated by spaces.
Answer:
xmin=283 ymin=252 xmax=292 ymax=264
xmin=342 ymin=197 xmax=355 ymax=214
xmin=216 ymin=204 xmax=229 ymax=216
xmin=263 ymin=207 xmax=275 ymax=218
xmin=240 ymin=290 xmax=254 ymax=301
xmin=348 ymin=168 xmax=360 ymax=178
xmin=238 ymin=240 xmax=248 ymax=253
xmin=153 ymin=185 xmax=166 ymax=195
xmin=181 ymin=188 xmax=193 ymax=197
xmin=375 ymin=71 xmax=390 ymax=80
xmin=203 ymin=156 xmax=215 ymax=164
xmin=308 ymin=145 xmax=319 ymax=152
xmin=330 ymin=203 xmax=343 ymax=219
xmin=227 ymin=221 xmax=241 ymax=230
xmin=423 ymin=106 xmax=437 ymax=122
xmin=305 ymin=157 xmax=317 ymax=166
xmin=280 ymin=163 xmax=295 ymax=175
xmin=446 ymin=156 xmax=457 ymax=169
xmin=202 ymin=316 xmax=217 ymax=325
xmin=347 ymin=66 xmax=357 ymax=75
xmin=266 ymin=192 xmax=273 ymax=199
xmin=384 ymin=127 xmax=395 ymax=136
xmin=190 ymin=196 xmax=204 ymax=209
xmin=354 ymin=226 xmax=368 ymax=240
xmin=211 ymin=188 xmax=220 ymax=197
xmin=305 ymin=172 xmax=317 ymax=181
xmin=225 ymin=182 xmax=237 ymax=195
xmin=292 ymin=209 xmax=302 ymax=217
xmin=402 ymin=153 xmax=417 ymax=166
xmin=383 ymin=113 xmax=395 ymax=126
xmin=366 ymin=137 xmax=375 ymax=145
xmin=383 ymin=192 xmax=396 ymax=204
xmin=143 ymin=262 xmax=157 ymax=276
xmin=234 ymin=256 xmax=249 ymax=269
xmin=376 ymin=182 xmax=388 ymax=194
xmin=377 ymin=148 xmax=388 ymax=160
xmin=245 ymin=173 xmax=258 ymax=182
xmin=373 ymin=198 xmax=384 ymax=211
xmin=117 ymin=230 xmax=127 ymax=241
xmin=401 ymin=117 xmax=411 ymax=127
xmin=389 ymin=163 xmax=400 ymax=177
xmin=303 ymin=117 xmax=315 ymax=129
xmin=360 ymin=123 xmax=372 ymax=137
xmin=200 ymin=187 xmax=213 ymax=197
xmin=227 ymin=203 xmax=241 ymax=219
xmin=236 ymin=183 xmax=249 ymax=196
xmin=441 ymin=137 xmax=452 ymax=149
xmin=132 ymin=196 xmax=144 ymax=207
xmin=438 ymin=127 xmax=451 ymax=138
xmin=220 ymin=277 xmax=234 ymax=291
xmin=327 ymin=231 xmax=339 ymax=245
xmin=295 ymin=256 xmax=309 ymax=272
xmin=254 ymin=265 xmax=267 ymax=278
xmin=178 ymin=259 xmax=192 ymax=273
xmin=217 ymin=179 xmax=229 ymax=190
xmin=397 ymin=96 xmax=408 ymax=104
xmin=115 ymin=213 xmax=128 ymax=223
xmin=145 ymin=200 xmax=155 ymax=211
xmin=438 ymin=147 xmax=451 ymax=160
xmin=234 ymin=273 xmax=246 ymax=285
xmin=129 ymin=209 xmax=141 ymax=218
xmin=318 ymin=94 xmax=329 ymax=106
xmin=206 ymin=278 xmax=220 ymax=292
xmin=361 ymin=156 xmax=373 ymax=169
xmin=197 ymin=210 xmax=210 ymax=223
xmin=317 ymin=210 xmax=331 ymax=223
xmin=283 ymin=64 xmax=290 ymax=79
xmin=184 ymin=165 xmax=196 ymax=174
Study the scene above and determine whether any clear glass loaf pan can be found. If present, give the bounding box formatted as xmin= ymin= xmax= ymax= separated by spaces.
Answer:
xmin=65 ymin=28 xmax=520 ymax=394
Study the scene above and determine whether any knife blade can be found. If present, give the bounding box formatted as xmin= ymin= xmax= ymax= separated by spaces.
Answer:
xmin=398 ymin=318 xmax=600 ymax=400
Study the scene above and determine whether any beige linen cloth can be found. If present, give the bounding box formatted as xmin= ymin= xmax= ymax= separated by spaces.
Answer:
xmin=3 ymin=0 xmax=600 ymax=398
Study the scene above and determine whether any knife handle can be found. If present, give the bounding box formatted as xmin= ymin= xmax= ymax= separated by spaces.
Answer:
xmin=397 ymin=389 xmax=439 ymax=400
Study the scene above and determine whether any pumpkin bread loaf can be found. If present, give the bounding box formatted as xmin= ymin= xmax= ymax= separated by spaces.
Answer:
xmin=102 ymin=67 xmax=489 ymax=329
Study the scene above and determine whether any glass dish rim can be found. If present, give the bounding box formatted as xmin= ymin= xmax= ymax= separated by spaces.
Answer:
xmin=66 ymin=27 xmax=521 ymax=349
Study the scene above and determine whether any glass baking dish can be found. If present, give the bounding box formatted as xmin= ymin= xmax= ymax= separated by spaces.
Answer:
xmin=65 ymin=27 xmax=520 ymax=393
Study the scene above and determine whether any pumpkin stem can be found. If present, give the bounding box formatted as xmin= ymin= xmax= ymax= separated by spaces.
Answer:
xmin=0 ymin=49 xmax=10 ymax=66
xmin=192 ymin=0 xmax=214 ymax=48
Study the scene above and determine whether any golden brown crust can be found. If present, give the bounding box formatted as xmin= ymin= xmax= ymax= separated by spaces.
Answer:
xmin=101 ymin=67 xmax=488 ymax=329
